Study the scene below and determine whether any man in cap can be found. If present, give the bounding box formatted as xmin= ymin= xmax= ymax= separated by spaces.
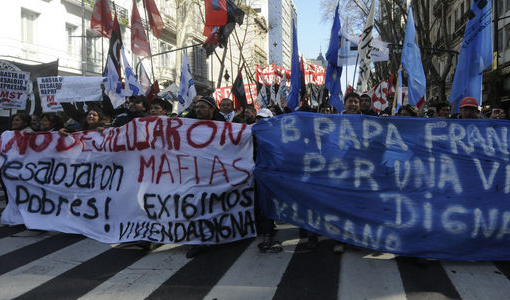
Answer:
xmin=459 ymin=97 xmax=480 ymax=119
xmin=194 ymin=96 xmax=226 ymax=121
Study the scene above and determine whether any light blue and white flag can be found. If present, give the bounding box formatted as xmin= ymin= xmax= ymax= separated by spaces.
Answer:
xmin=104 ymin=54 xmax=125 ymax=108
xmin=448 ymin=0 xmax=492 ymax=111
xmin=178 ymin=49 xmax=197 ymax=113
xmin=287 ymin=19 xmax=301 ymax=111
xmin=120 ymin=47 xmax=144 ymax=97
xmin=401 ymin=5 xmax=426 ymax=109
xmin=325 ymin=2 xmax=344 ymax=112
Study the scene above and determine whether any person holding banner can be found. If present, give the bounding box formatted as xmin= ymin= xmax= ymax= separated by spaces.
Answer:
xmin=341 ymin=93 xmax=362 ymax=115
xmin=113 ymin=95 xmax=149 ymax=127
xmin=194 ymin=96 xmax=226 ymax=122
xmin=149 ymin=97 xmax=172 ymax=116
xmin=435 ymin=102 xmax=451 ymax=119
xmin=38 ymin=113 xmax=64 ymax=132
xmin=10 ymin=112 xmax=34 ymax=132
xmin=60 ymin=103 xmax=110 ymax=132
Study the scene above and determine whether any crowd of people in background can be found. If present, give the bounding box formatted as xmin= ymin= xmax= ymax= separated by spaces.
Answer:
xmin=4 ymin=87 xmax=509 ymax=259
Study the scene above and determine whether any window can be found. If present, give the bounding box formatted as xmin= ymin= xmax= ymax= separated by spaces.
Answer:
xmin=21 ymin=9 xmax=38 ymax=43
xmin=160 ymin=42 xmax=169 ymax=67
xmin=86 ymin=31 xmax=101 ymax=67
xmin=506 ymin=24 xmax=510 ymax=48
xmin=499 ymin=29 xmax=504 ymax=53
xmin=66 ymin=24 xmax=78 ymax=56
xmin=192 ymin=47 xmax=207 ymax=78
xmin=447 ymin=15 xmax=451 ymax=34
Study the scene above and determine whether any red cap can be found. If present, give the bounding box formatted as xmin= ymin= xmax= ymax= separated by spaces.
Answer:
xmin=460 ymin=97 xmax=479 ymax=108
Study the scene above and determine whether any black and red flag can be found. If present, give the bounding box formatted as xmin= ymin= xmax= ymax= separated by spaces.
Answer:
xmin=104 ymin=12 xmax=123 ymax=79
xmin=231 ymin=63 xmax=248 ymax=111
xmin=203 ymin=0 xmax=244 ymax=56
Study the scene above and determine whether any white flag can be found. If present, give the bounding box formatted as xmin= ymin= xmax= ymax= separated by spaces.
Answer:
xmin=120 ymin=47 xmax=144 ymax=97
xmin=357 ymin=1 xmax=375 ymax=92
xmin=178 ymin=49 xmax=197 ymax=113
xmin=104 ymin=55 xmax=125 ymax=108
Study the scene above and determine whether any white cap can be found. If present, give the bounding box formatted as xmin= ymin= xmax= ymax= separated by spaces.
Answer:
xmin=256 ymin=108 xmax=274 ymax=118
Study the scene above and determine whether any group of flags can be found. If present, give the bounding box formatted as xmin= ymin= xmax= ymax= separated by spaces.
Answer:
xmin=90 ymin=0 xmax=163 ymax=108
xmin=321 ymin=0 xmax=492 ymax=114
xmin=92 ymin=0 xmax=493 ymax=116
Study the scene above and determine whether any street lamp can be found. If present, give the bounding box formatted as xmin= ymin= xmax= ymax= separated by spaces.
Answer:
xmin=223 ymin=70 xmax=230 ymax=83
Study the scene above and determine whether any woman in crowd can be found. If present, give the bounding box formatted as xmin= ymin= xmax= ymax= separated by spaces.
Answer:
xmin=38 ymin=113 xmax=64 ymax=132
xmin=10 ymin=112 xmax=34 ymax=132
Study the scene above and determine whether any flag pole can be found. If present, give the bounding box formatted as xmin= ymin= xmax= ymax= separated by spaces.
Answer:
xmin=352 ymin=53 xmax=359 ymax=89
xmin=392 ymin=68 xmax=401 ymax=115
xmin=141 ymin=1 xmax=156 ymax=81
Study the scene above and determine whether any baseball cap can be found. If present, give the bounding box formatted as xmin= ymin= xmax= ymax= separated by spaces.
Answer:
xmin=460 ymin=97 xmax=479 ymax=108
xmin=197 ymin=96 xmax=218 ymax=110
xmin=256 ymin=108 xmax=274 ymax=118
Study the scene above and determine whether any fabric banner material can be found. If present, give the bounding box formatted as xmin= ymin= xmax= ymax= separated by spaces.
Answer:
xmin=253 ymin=113 xmax=510 ymax=261
xmin=0 ymin=69 xmax=30 ymax=109
xmin=55 ymin=76 xmax=105 ymax=103
xmin=214 ymin=83 xmax=257 ymax=104
xmin=255 ymin=63 xmax=324 ymax=86
xmin=1 ymin=117 xmax=256 ymax=245
xmin=37 ymin=76 xmax=63 ymax=112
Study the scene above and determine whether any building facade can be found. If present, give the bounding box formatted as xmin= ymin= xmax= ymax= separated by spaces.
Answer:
xmin=0 ymin=0 xmax=268 ymax=110
xmin=251 ymin=0 xmax=296 ymax=69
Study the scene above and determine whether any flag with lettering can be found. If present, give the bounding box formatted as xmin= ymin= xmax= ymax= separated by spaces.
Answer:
xmin=90 ymin=0 xmax=113 ymax=38
xmin=448 ymin=0 xmax=492 ymax=111
xmin=131 ymin=0 xmax=150 ymax=57
xmin=357 ymin=1 xmax=375 ymax=92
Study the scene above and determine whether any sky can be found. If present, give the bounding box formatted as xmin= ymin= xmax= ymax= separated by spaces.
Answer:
xmin=293 ymin=0 xmax=331 ymax=59
xmin=293 ymin=0 xmax=358 ymax=89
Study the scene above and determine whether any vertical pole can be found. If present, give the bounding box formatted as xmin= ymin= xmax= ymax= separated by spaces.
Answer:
xmin=352 ymin=53 xmax=359 ymax=88
xmin=142 ymin=1 xmax=156 ymax=80
xmin=81 ymin=0 xmax=87 ymax=76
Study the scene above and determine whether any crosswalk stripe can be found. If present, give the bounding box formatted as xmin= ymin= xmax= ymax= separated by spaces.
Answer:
xmin=272 ymin=236 xmax=342 ymax=300
xmin=0 ymin=233 xmax=85 ymax=276
xmin=204 ymin=226 xmax=300 ymax=300
xmin=13 ymin=245 xmax=147 ymax=300
xmin=0 ymin=230 xmax=57 ymax=257
xmin=0 ymin=239 xmax=111 ymax=300
xmin=337 ymin=250 xmax=406 ymax=300
xmin=0 ymin=224 xmax=26 ymax=239
xmin=442 ymin=261 xmax=510 ymax=300
xmin=77 ymin=244 xmax=190 ymax=300
xmin=494 ymin=261 xmax=510 ymax=280
xmin=146 ymin=238 xmax=253 ymax=300
xmin=396 ymin=257 xmax=462 ymax=300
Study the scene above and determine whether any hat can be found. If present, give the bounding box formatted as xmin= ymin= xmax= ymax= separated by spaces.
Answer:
xmin=460 ymin=97 xmax=479 ymax=108
xmin=197 ymin=96 xmax=218 ymax=110
xmin=256 ymin=108 xmax=274 ymax=118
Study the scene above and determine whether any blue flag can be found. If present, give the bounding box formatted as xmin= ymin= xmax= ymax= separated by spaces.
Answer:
xmin=120 ymin=46 xmax=144 ymax=97
xmin=448 ymin=0 xmax=492 ymax=112
xmin=401 ymin=5 xmax=426 ymax=109
xmin=287 ymin=19 xmax=300 ymax=111
xmin=325 ymin=3 xmax=344 ymax=112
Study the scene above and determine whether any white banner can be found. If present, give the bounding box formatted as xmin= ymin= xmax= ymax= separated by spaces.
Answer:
xmin=55 ymin=76 xmax=105 ymax=103
xmin=0 ymin=118 xmax=256 ymax=245
xmin=0 ymin=69 xmax=30 ymax=109
xmin=37 ymin=76 xmax=64 ymax=112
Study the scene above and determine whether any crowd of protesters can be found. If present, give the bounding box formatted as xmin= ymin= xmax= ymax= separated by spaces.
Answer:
xmin=3 ymin=86 xmax=509 ymax=259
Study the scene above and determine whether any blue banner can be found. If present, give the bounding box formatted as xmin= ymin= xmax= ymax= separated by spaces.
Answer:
xmin=253 ymin=113 xmax=510 ymax=261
